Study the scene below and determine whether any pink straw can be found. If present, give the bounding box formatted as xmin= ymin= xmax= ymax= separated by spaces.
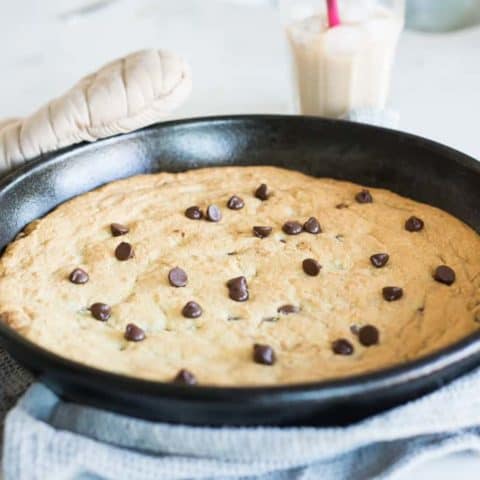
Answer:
xmin=326 ymin=0 xmax=341 ymax=27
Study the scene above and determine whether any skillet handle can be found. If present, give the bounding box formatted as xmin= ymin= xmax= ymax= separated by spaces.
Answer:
xmin=0 ymin=49 xmax=192 ymax=174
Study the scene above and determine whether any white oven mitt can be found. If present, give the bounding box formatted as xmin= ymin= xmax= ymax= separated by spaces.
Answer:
xmin=0 ymin=48 xmax=192 ymax=173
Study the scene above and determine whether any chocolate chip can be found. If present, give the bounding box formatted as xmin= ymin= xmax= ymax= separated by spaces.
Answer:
xmin=336 ymin=203 xmax=349 ymax=209
xmin=382 ymin=286 xmax=403 ymax=301
xmin=332 ymin=339 xmax=354 ymax=355
xmin=405 ymin=216 xmax=424 ymax=232
xmin=90 ymin=303 xmax=111 ymax=321
xmin=433 ymin=265 xmax=456 ymax=286
xmin=302 ymin=258 xmax=321 ymax=276
xmin=282 ymin=221 xmax=303 ymax=235
xmin=303 ymin=217 xmax=321 ymax=234
xmin=355 ymin=189 xmax=373 ymax=204
xmin=206 ymin=204 xmax=222 ymax=222
xmin=277 ymin=304 xmax=300 ymax=315
xmin=182 ymin=301 xmax=202 ymax=318
xmin=124 ymin=323 xmax=145 ymax=342
xmin=474 ymin=311 xmax=480 ymax=323
xmin=227 ymin=276 xmax=249 ymax=302
xmin=253 ymin=226 xmax=272 ymax=238
xmin=168 ymin=267 xmax=188 ymax=287
xmin=173 ymin=369 xmax=197 ymax=385
xmin=262 ymin=316 xmax=279 ymax=322
xmin=358 ymin=325 xmax=379 ymax=346
xmin=69 ymin=268 xmax=89 ymax=284
xmin=110 ymin=223 xmax=129 ymax=236
xmin=227 ymin=195 xmax=245 ymax=210
xmin=115 ymin=242 xmax=134 ymax=261
xmin=253 ymin=343 xmax=276 ymax=365
xmin=185 ymin=206 xmax=203 ymax=220
xmin=370 ymin=253 xmax=389 ymax=268
xmin=350 ymin=325 xmax=360 ymax=335
xmin=254 ymin=183 xmax=269 ymax=201
xmin=228 ymin=316 xmax=242 ymax=321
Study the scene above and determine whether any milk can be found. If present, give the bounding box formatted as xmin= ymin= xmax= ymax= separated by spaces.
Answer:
xmin=286 ymin=2 xmax=403 ymax=117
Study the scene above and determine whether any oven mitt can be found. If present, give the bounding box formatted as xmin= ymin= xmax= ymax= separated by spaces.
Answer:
xmin=0 ymin=49 xmax=192 ymax=174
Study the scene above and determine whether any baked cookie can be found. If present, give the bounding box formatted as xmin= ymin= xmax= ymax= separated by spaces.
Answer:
xmin=1 ymin=166 xmax=479 ymax=385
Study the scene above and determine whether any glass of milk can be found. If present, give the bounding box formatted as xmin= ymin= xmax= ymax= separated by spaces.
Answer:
xmin=280 ymin=0 xmax=404 ymax=117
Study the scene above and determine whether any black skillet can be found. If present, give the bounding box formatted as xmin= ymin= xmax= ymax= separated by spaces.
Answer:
xmin=1 ymin=115 xmax=480 ymax=426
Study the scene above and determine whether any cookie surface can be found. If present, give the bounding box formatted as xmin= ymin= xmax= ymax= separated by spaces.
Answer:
xmin=1 ymin=166 xmax=480 ymax=385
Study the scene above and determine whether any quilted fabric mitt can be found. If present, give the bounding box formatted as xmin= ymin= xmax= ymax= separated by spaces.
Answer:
xmin=0 ymin=49 xmax=192 ymax=173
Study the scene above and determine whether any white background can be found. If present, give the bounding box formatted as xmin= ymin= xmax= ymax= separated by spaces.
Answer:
xmin=1 ymin=0 xmax=480 ymax=478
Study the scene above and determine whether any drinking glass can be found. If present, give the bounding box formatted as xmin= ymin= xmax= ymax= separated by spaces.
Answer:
xmin=279 ymin=0 xmax=405 ymax=117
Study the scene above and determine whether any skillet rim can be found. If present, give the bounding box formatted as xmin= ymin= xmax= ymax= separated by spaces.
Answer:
xmin=0 ymin=114 xmax=479 ymax=404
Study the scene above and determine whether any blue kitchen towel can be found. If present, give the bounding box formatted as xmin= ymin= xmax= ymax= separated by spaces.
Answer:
xmin=2 ymin=346 xmax=480 ymax=480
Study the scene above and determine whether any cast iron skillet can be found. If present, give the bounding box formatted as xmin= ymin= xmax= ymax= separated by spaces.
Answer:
xmin=1 ymin=115 xmax=480 ymax=426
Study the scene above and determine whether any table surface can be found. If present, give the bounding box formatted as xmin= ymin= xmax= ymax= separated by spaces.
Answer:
xmin=1 ymin=0 xmax=480 ymax=477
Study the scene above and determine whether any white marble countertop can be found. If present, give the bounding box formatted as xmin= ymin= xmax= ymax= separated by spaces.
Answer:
xmin=1 ymin=0 xmax=480 ymax=478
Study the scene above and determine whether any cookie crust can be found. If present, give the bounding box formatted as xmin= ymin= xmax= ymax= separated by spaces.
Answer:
xmin=1 ymin=166 xmax=479 ymax=385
